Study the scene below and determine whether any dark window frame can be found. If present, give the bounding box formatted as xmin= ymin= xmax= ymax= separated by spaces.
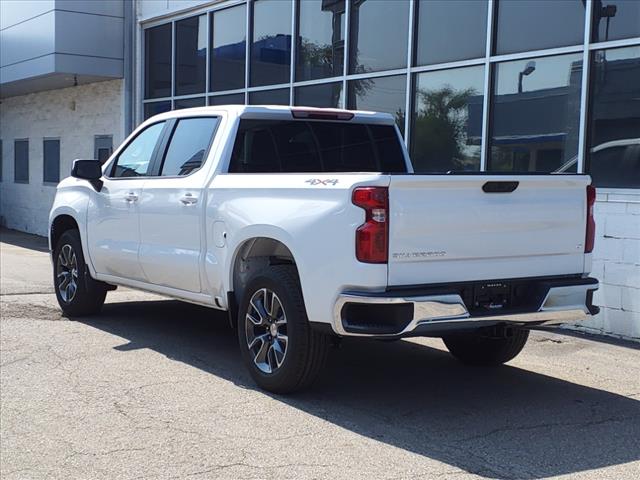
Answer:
xmin=14 ymin=139 xmax=29 ymax=184
xmin=43 ymin=137 xmax=61 ymax=185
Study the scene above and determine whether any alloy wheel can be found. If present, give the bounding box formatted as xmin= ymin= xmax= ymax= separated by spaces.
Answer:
xmin=56 ymin=244 xmax=78 ymax=303
xmin=245 ymin=288 xmax=288 ymax=374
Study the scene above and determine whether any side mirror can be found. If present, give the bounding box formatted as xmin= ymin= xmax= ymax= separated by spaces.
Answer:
xmin=71 ymin=159 xmax=103 ymax=191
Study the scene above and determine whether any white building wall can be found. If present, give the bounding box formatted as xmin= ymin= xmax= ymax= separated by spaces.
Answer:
xmin=0 ymin=79 xmax=124 ymax=236
xmin=572 ymin=193 xmax=640 ymax=341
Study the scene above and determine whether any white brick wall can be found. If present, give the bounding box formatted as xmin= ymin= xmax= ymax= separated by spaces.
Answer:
xmin=571 ymin=191 xmax=640 ymax=341
xmin=0 ymin=80 xmax=124 ymax=236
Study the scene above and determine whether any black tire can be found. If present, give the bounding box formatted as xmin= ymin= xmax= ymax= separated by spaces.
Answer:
xmin=53 ymin=229 xmax=107 ymax=317
xmin=237 ymin=265 xmax=330 ymax=394
xmin=442 ymin=328 xmax=529 ymax=366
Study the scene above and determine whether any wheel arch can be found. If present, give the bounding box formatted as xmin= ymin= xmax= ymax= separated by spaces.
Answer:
xmin=50 ymin=214 xmax=80 ymax=252
xmin=227 ymin=236 xmax=299 ymax=328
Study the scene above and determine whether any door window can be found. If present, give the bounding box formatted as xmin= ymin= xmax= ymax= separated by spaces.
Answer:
xmin=160 ymin=117 xmax=220 ymax=176
xmin=110 ymin=122 xmax=165 ymax=178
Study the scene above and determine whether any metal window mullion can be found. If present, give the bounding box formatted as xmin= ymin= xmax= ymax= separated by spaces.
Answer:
xmin=245 ymin=0 xmax=252 ymax=104
xmin=577 ymin=0 xmax=593 ymax=174
xmin=589 ymin=36 xmax=640 ymax=50
xmin=289 ymin=0 xmax=297 ymax=105
xmin=404 ymin=0 xmax=415 ymax=147
xmin=410 ymin=57 xmax=486 ymax=75
xmin=343 ymin=0 xmax=351 ymax=109
xmin=206 ymin=12 xmax=211 ymax=95
xmin=479 ymin=0 xmax=495 ymax=171
xmin=171 ymin=20 xmax=176 ymax=108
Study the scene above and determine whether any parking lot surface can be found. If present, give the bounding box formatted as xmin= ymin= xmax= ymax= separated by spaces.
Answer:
xmin=1 ymin=228 xmax=639 ymax=479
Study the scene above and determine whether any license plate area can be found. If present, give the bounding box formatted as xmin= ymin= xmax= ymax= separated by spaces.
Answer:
xmin=473 ymin=282 xmax=511 ymax=312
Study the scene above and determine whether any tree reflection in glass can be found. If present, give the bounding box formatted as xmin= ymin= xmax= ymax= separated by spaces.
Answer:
xmin=411 ymin=66 xmax=484 ymax=173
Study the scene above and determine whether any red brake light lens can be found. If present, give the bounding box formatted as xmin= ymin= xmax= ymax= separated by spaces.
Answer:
xmin=585 ymin=184 xmax=596 ymax=253
xmin=352 ymin=187 xmax=389 ymax=263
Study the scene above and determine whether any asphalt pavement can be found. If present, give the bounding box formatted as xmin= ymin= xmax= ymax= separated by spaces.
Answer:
xmin=1 ymin=228 xmax=639 ymax=479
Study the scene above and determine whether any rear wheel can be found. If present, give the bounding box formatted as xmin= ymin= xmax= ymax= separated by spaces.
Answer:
xmin=237 ymin=265 xmax=330 ymax=394
xmin=443 ymin=328 xmax=529 ymax=365
xmin=53 ymin=230 xmax=107 ymax=316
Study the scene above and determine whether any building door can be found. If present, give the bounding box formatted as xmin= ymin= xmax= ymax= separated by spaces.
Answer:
xmin=87 ymin=121 xmax=166 ymax=281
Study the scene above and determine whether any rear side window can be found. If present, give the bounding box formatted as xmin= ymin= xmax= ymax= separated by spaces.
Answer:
xmin=160 ymin=117 xmax=220 ymax=176
xmin=229 ymin=119 xmax=407 ymax=173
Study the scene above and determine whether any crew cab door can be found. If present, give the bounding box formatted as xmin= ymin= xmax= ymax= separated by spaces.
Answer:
xmin=87 ymin=121 xmax=167 ymax=281
xmin=137 ymin=116 xmax=221 ymax=293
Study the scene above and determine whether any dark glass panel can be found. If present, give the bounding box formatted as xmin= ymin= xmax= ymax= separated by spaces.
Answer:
xmin=161 ymin=118 xmax=220 ymax=176
xmin=348 ymin=74 xmax=406 ymax=134
xmin=489 ymin=54 xmax=583 ymax=173
xmin=14 ymin=140 xmax=29 ymax=183
xmin=251 ymin=0 xmax=292 ymax=87
xmin=496 ymin=0 xmax=585 ymax=55
xmin=144 ymin=101 xmax=171 ymax=120
xmin=209 ymin=93 xmax=245 ymax=105
xmin=592 ymin=0 xmax=640 ymax=42
xmin=295 ymin=82 xmax=343 ymax=108
xmin=349 ymin=0 xmax=408 ymax=74
xmin=411 ymin=66 xmax=484 ymax=173
xmin=43 ymin=139 xmax=60 ymax=183
xmin=587 ymin=46 xmax=640 ymax=188
xmin=211 ymin=4 xmax=246 ymax=91
xmin=296 ymin=0 xmax=345 ymax=81
xmin=229 ymin=119 xmax=406 ymax=173
xmin=415 ymin=0 xmax=487 ymax=66
xmin=175 ymin=15 xmax=207 ymax=95
xmin=249 ymin=88 xmax=290 ymax=105
xmin=174 ymin=97 xmax=206 ymax=109
xmin=145 ymin=24 xmax=172 ymax=99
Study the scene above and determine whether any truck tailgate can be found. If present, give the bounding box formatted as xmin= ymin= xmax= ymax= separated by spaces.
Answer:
xmin=387 ymin=175 xmax=589 ymax=286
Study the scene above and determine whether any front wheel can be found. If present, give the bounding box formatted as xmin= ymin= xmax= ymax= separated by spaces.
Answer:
xmin=237 ymin=265 xmax=330 ymax=394
xmin=53 ymin=230 xmax=107 ymax=316
xmin=442 ymin=328 xmax=529 ymax=366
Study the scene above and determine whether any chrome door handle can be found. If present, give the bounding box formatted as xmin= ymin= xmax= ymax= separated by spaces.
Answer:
xmin=124 ymin=192 xmax=138 ymax=203
xmin=180 ymin=193 xmax=198 ymax=205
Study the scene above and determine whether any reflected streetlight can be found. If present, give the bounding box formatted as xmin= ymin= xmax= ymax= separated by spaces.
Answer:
xmin=517 ymin=61 xmax=537 ymax=93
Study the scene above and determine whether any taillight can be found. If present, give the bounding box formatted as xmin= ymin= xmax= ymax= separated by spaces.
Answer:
xmin=352 ymin=187 xmax=388 ymax=263
xmin=585 ymin=184 xmax=596 ymax=253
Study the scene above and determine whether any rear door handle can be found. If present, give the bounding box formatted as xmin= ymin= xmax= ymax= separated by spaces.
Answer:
xmin=124 ymin=192 xmax=138 ymax=202
xmin=180 ymin=193 xmax=198 ymax=205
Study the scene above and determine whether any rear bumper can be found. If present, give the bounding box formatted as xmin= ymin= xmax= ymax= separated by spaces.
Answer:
xmin=333 ymin=276 xmax=599 ymax=338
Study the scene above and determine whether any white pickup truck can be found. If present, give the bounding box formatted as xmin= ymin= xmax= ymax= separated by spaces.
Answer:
xmin=49 ymin=105 xmax=599 ymax=393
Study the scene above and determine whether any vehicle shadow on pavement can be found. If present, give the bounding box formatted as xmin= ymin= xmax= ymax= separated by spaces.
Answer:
xmin=81 ymin=299 xmax=640 ymax=480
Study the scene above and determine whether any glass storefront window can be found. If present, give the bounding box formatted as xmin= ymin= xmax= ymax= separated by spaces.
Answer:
xmin=295 ymin=82 xmax=343 ymax=108
xmin=587 ymin=46 xmax=640 ymax=188
xmin=415 ymin=0 xmax=487 ymax=66
xmin=297 ymin=0 xmax=345 ymax=81
xmin=489 ymin=53 xmax=583 ymax=173
xmin=175 ymin=15 xmax=207 ymax=96
xmin=144 ymin=101 xmax=171 ymax=120
xmin=211 ymin=4 xmax=246 ymax=92
xmin=209 ymin=93 xmax=246 ymax=105
xmin=348 ymin=74 xmax=406 ymax=134
xmin=592 ymin=0 xmax=640 ymax=43
xmin=249 ymin=88 xmax=290 ymax=105
xmin=145 ymin=24 xmax=172 ymax=99
xmin=349 ymin=0 xmax=409 ymax=74
xmin=251 ymin=0 xmax=292 ymax=87
xmin=411 ymin=66 xmax=484 ymax=173
xmin=174 ymin=97 xmax=206 ymax=109
xmin=495 ymin=0 xmax=585 ymax=55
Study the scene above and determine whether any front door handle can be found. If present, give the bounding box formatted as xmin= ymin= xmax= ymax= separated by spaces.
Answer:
xmin=180 ymin=193 xmax=198 ymax=205
xmin=124 ymin=192 xmax=138 ymax=203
